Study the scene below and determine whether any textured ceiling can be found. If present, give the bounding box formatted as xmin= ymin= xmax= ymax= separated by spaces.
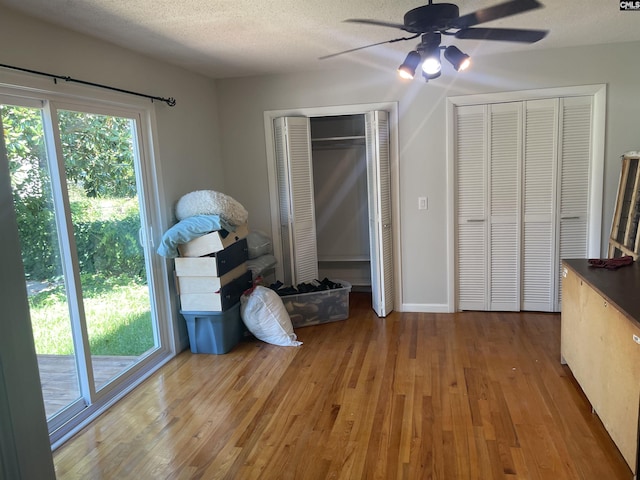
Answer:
xmin=1 ymin=0 xmax=639 ymax=79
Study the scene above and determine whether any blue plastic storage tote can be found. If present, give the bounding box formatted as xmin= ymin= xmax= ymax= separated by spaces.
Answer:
xmin=181 ymin=303 xmax=243 ymax=354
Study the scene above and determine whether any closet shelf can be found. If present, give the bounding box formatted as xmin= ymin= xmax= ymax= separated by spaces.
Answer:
xmin=311 ymin=136 xmax=365 ymax=149
xmin=318 ymin=255 xmax=370 ymax=262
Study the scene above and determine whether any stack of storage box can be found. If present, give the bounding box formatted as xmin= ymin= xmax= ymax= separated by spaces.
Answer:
xmin=176 ymin=223 xmax=252 ymax=354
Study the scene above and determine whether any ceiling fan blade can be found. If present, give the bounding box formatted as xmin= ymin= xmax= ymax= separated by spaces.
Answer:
xmin=345 ymin=18 xmax=409 ymax=31
xmin=319 ymin=34 xmax=420 ymax=60
xmin=451 ymin=0 xmax=543 ymax=29
xmin=455 ymin=27 xmax=548 ymax=43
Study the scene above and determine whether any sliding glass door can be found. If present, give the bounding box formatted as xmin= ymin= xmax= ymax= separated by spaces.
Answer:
xmin=1 ymin=92 xmax=169 ymax=444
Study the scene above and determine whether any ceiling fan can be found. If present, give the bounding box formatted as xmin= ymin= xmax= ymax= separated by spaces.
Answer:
xmin=321 ymin=0 xmax=548 ymax=81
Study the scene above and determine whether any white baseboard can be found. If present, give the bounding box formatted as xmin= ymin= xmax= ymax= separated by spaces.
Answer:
xmin=398 ymin=303 xmax=452 ymax=313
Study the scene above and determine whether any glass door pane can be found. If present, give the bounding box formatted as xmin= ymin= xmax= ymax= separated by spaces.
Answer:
xmin=2 ymin=99 xmax=162 ymax=434
xmin=1 ymin=103 xmax=84 ymax=420
xmin=57 ymin=109 xmax=157 ymax=392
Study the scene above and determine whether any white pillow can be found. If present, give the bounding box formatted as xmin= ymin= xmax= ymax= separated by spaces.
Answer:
xmin=240 ymin=286 xmax=302 ymax=347
xmin=175 ymin=190 xmax=249 ymax=226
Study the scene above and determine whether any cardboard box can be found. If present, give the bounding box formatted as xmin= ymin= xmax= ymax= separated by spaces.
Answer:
xmin=177 ymin=223 xmax=249 ymax=257
xmin=181 ymin=303 xmax=243 ymax=354
xmin=175 ymin=263 xmax=248 ymax=294
xmin=174 ymin=238 xmax=248 ymax=277
xmin=179 ymin=270 xmax=252 ymax=311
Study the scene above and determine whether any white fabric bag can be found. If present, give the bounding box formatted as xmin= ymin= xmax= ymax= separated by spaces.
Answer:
xmin=240 ymin=286 xmax=302 ymax=347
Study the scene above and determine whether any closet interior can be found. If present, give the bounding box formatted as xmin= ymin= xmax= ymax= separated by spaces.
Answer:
xmin=310 ymin=114 xmax=371 ymax=291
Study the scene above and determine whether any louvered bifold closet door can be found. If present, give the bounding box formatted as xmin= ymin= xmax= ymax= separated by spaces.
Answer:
xmin=274 ymin=117 xmax=319 ymax=285
xmin=456 ymin=105 xmax=488 ymax=310
xmin=365 ymin=110 xmax=393 ymax=317
xmin=488 ymin=103 xmax=521 ymax=311
xmin=274 ymin=118 xmax=294 ymax=284
xmin=556 ymin=96 xmax=592 ymax=310
xmin=522 ymin=99 xmax=559 ymax=312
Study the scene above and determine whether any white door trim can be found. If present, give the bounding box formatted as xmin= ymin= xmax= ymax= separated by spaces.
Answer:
xmin=446 ymin=84 xmax=606 ymax=312
xmin=263 ymin=102 xmax=403 ymax=311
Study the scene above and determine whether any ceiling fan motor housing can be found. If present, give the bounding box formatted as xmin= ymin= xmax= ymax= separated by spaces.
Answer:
xmin=403 ymin=4 xmax=460 ymax=32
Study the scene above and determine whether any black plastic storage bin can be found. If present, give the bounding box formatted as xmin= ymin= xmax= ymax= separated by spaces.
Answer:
xmin=181 ymin=303 xmax=243 ymax=354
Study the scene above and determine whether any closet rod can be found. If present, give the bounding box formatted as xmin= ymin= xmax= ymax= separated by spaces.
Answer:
xmin=0 ymin=63 xmax=176 ymax=107
xmin=312 ymin=135 xmax=365 ymax=142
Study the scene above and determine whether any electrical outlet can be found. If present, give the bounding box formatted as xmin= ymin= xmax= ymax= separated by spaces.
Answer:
xmin=418 ymin=196 xmax=428 ymax=210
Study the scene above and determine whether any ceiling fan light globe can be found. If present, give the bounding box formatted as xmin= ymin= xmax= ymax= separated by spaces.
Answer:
xmin=398 ymin=67 xmax=415 ymax=80
xmin=422 ymin=57 xmax=442 ymax=75
xmin=444 ymin=45 xmax=471 ymax=71
xmin=422 ymin=70 xmax=441 ymax=82
xmin=398 ymin=50 xmax=421 ymax=80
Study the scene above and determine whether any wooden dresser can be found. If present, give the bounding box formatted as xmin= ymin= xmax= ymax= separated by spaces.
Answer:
xmin=561 ymin=259 xmax=640 ymax=477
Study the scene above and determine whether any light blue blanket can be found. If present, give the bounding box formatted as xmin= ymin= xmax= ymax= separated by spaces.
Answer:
xmin=157 ymin=214 xmax=234 ymax=258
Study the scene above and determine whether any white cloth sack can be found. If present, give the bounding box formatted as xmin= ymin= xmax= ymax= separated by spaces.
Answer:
xmin=240 ymin=286 xmax=302 ymax=347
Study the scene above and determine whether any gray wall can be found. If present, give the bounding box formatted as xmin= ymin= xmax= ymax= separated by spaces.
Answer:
xmin=216 ymin=41 xmax=640 ymax=309
xmin=0 ymin=6 xmax=226 ymax=218
xmin=0 ymin=118 xmax=55 ymax=480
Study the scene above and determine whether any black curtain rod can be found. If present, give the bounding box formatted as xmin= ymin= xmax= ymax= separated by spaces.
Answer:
xmin=0 ymin=63 xmax=176 ymax=107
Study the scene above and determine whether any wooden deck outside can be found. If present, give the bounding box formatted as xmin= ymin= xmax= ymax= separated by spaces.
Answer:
xmin=37 ymin=354 xmax=137 ymax=418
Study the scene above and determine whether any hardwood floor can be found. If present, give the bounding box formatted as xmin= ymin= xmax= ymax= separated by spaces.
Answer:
xmin=53 ymin=293 xmax=632 ymax=479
